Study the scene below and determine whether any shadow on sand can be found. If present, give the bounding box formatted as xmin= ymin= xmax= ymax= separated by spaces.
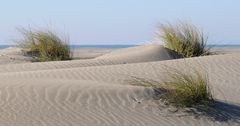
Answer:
xmin=152 ymin=88 xmax=240 ymax=123
xmin=129 ymin=76 xmax=240 ymax=124
xmin=185 ymin=100 xmax=240 ymax=123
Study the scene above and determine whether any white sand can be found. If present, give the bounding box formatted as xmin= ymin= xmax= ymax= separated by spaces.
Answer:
xmin=0 ymin=45 xmax=239 ymax=126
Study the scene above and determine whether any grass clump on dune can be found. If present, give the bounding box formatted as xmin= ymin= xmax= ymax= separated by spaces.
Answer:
xmin=17 ymin=28 xmax=72 ymax=62
xmin=158 ymin=21 xmax=210 ymax=58
xmin=131 ymin=70 xmax=214 ymax=108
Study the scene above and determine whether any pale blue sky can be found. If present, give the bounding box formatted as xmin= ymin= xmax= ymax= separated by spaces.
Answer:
xmin=0 ymin=0 xmax=240 ymax=45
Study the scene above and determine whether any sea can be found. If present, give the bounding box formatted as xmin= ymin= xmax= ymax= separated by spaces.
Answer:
xmin=0 ymin=44 xmax=240 ymax=49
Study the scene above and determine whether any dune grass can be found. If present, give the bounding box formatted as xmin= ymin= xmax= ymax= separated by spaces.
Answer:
xmin=158 ymin=22 xmax=211 ymax=58
xmin=17 ymin=28 xmax=72 ymax=62
xmin=131 ymin=70 xmax=214 ymax=107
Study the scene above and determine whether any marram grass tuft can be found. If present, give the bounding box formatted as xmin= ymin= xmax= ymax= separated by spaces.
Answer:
xmin=158 ymin=22 xmax=211 ymax=58
xmin=130 ymin=70 xmax=214 ymax=108
xmin=17 ymin=28 xmax=72 ymax=62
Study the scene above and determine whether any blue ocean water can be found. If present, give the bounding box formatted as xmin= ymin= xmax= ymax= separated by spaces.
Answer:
xmin=206 ymin=45 xmax=240 ymax=48
xmin=0 ymin=45 xmax=16 ymax=49
xmin=0 ymin=44 xmax=240 ymax=49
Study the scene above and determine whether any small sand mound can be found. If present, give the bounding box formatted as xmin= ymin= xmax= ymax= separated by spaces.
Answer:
xmin=0 ymin=47 xmax=23 ymax=55
xmin=0 ymin=47 xmax=32 ymax=64
xmin=96 ymin=45 xmax=174 ymax=63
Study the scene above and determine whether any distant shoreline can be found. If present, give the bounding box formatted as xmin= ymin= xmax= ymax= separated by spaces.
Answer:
xmin=0 ymin=44 xmax=240 ymax=49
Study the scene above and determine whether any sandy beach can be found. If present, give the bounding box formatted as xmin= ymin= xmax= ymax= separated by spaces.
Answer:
xmin=0 ymin=45 xmax=239 ymax=126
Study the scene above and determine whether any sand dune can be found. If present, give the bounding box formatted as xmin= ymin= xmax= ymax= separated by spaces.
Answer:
xmin=0 ymin=45 xmax=239 ymax=126
xmin=0 ymin=53 xmax=239 ymax=104
xmin=96 ymin=45 xmax=173 ymax=63
xmin=0 ymin=45 xmax=173 ymax=73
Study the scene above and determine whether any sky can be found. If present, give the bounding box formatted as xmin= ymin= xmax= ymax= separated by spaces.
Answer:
xmin=0 ymin=0 xmax=240 ymax=45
